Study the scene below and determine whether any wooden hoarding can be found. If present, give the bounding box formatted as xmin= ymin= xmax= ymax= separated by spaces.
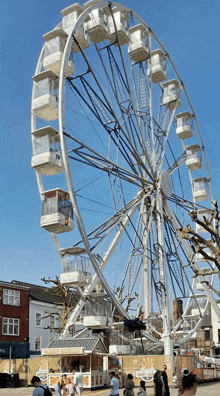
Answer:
xmin=121 ymin=355 xmax=173 ymax=386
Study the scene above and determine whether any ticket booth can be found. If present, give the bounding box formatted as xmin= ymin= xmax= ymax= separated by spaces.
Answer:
xmin=41 ymin=338 xmax=108 ymax=390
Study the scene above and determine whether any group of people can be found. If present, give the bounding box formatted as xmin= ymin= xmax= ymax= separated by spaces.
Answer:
xmin=153 ymin=365 xmax=170 ymax=396
xmin=31 ymin=367 xmax=83 ymax=396
xmin=32 ymin=365 xmax=198 ymax=396
xmin=110 ymin=365 xmax=198 ymax=396
xmin=110 ymin=371 xmax=146 ymax=396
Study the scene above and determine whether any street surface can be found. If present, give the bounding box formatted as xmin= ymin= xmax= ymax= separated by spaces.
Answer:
xmin=0 ymin=382 xmax=219 ymax=396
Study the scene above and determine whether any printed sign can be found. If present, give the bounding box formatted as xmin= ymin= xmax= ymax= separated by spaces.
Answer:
xmin=136 ymin=366 xmax=156 ymax=382
xmin=41 ymin=347 xmax=84 ymax=356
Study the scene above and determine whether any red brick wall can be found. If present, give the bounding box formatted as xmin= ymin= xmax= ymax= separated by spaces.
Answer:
xmin=0 ymin=285 xmax=29 ymax=342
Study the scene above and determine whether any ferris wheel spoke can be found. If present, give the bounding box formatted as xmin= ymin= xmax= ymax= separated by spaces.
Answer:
xmin=72 ymin=189 xmax=151 ymax=253
xmin=62 ymin=195 xmax=141 ymax=337
xmin=167 ymin=152 xmax=187 ymax=174
xmin=70 ymin=37 xmax=154 ymax=181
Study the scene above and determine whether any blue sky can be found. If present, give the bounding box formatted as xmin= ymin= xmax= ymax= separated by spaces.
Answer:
xmin=0 ymin=0 xmax=220 ymax=287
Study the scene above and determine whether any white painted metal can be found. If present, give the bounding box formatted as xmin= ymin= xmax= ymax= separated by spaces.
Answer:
xmin=31 ymin=1 xmax=218 ymax=355
xmin=84 ymin=0 xmax=109 ymax=43
xmin=185 ymin=144 xmax=202 ymax=171
xmin=147 ymin=49 xmax=167 ymax=84
xmin=163 ymin=79 xmax=182 ymax=110
xmin=31 ymin=127 xmax=64 ymax=176
xmin=193 ymin=177 xmax=209 ymax=201
xmin=128 ymin=24 xmax=149 ymax=62
xmin=176 ymin=111 xmax=193 ymax=139
xmin=108 ymin=8 xmax=130 ymax=46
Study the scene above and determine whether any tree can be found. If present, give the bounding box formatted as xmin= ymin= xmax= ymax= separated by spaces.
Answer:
xmin=179 ymin=200 xmax=220 ymax=296
xmin=41 ymin=276 xmax=78 ymax=334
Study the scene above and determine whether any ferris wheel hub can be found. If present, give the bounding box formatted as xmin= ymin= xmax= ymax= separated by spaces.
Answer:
xmin=160 ymin=170 xmax=172 ymax=197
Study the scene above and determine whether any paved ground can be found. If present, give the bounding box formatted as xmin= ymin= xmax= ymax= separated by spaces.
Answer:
xmin=0 ymin=382 xmax=219 ymax=396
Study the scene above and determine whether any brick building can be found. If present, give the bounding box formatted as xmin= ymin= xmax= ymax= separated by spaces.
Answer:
xmin=0 ymin=280 xmax=30 ymax=344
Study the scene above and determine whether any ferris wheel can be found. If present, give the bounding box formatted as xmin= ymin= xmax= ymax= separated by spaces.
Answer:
xmin=31 ymin=0 xmax=220 ymax=354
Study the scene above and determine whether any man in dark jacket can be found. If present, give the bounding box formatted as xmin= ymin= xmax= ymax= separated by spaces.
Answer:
xmin=161 ymin=365 xmax=170 ymax=396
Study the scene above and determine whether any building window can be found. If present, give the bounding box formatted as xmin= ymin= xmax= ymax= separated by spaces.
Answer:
xmin=2 ymin=318 xmax=19 ymax=336
xmin=218 ymin=329 xmax=220 ymax=344
xmin=50 ymin=315 xmax=55 ymax=329
xmin=35 ymin=313 xmax=42 ymax=327
xmin=204 ymin=328 xmax=211 ymax=341
xmin=35 ymin=337 xmax=41 ymax=351
xmin=3 ymin=289 xmax=20 ymax=306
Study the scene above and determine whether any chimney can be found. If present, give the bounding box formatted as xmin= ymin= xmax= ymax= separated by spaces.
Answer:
xmin=173 ymin=298 xmax=183 ymax=322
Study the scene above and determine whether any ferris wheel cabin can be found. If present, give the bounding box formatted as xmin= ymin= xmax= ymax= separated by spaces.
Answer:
xmin=32 ymin=71 xmax=59 ymax=121
xmin=147 ymin=49 xmax=167 ymax=84
xmin=192 ymin=177 xmax=209 ymax=201
xmin=82 ymin=291 xmax=113 ymax=329
xmin=60 ymin=248 xmax=92 ymax=287
xmin=185 ymin=144 xmax=202 ymax=171
xmin=163 ymin=79 xmax=182 ymax=110
xmin=43 ymin=28 xmax=75 ymax=77
xmin=176 ymin=111 xmax=194 ymax=139
xmin=40 ymin=188 xmax=74 ymax=233
xmin=61 ymin=3 xmax=90 ymax=53
xmin=196 ymin=208 xmax=212 ymax=233
xmin=31 ymin=127 xmax=64 ymax=176
xmin=108 ymin=8 xmax=130 ymax=46
xmin=128 ymin=24 xmax=149 ymax=62
xmin=83 ymin=0 xmax=110 ymax=44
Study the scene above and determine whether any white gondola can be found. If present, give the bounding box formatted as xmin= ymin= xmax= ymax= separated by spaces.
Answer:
xmin=196 ymin=250 xmax=214 ymax=263
xmin=147 ymin=49 xmax=167 ymax=83
xmin=193 ymin=177 xmax=209 ymax=201
xmin=83 ymin=0 xmax=109 ymax=43
xmin=60 ymin=253 xmax=92 ymax=287
xmin=41 ymin=189 xmax=74 ymax=233
xmin=196 ymin=268 xmax=213 ymax=290
xmin=128 ymin=24 xmax=149 ymax=62
xmin=32 ymin=71 xmax=59 ymax=121
xmin=185 ymin=144 xmax=202 ymax=171
xmin=163 ymin=79 xmax=181 ymax=110
xmin=31 ymin=127 xmax=64 ymax=176
xmin=83 ymin=289 xmax=113 ymax=328
xmin=43 ymin=28 xmax=74 ymax=77
xmin=176 ymin=111 xmax=193 ymax=139
xmin=61 ymin=3 xmax=90 ymax=52
xmin=108 ymin=8 xmax=130 ymax=46
xmin=196 ymin=208 xmax=212 ymax=233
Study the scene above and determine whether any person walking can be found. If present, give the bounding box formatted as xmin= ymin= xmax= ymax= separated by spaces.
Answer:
xmin=124 ymin=373 xmax=135 ymax=396
xmin=110 ymin=371 xmax=119 ymax=396
xmin=153 ymin=370 xmax=163 ymax=396
xmin=31 ymin=376 xmax=52 ymax=396
xmin=178 ymin=370 xmax=198 ymax=396
xmin=137 ymin=380 xmax=146 ymax=396
xmin=72 ymin=367 xmax=83 ymax=396
xmin=54 ymin=379 xmax=62 ymax=396
xmin=161 ymin=365 xmax=170 ymax=396
xmin=66 ymin=378 xmax=75 ymax=396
